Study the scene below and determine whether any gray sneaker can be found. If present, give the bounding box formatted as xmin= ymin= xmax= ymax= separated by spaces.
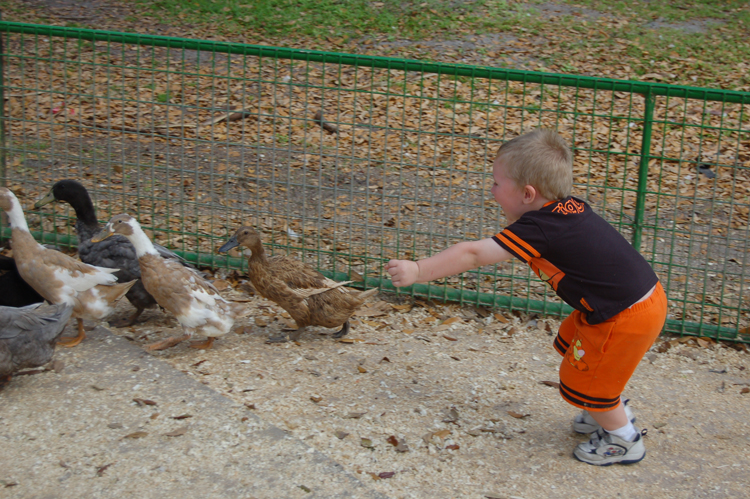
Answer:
xmin=573 ymin=399 xmax=635 ymax=434
xmin=573 ymin=429 xmax=646 ymax=466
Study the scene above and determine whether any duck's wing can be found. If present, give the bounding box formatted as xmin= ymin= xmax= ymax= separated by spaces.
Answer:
xmin=0 ymin=303 xmax=73 ymax=341
xmin=82 ymin=233 xmax=141 ymax=279
xmin=37 ymin=247 xmax=119 ymax=291
xmin=267 ymin=256 xmax=353 ymax=299
xmin=154 ymin=242 xmax=193 ymax=265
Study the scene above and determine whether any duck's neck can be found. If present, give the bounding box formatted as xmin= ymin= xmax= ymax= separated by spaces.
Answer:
xmin=72 ymin=195 xmax=99 ymax=228
xmin=128 ymin=225 xmax=159 ymax=257
xmin=5 ymin=201 xmax=29 ymax=232
xmin=245 ymin=242 xmax=268 ymax=264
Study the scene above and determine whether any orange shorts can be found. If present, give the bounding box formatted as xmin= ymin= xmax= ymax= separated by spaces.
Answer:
xmin=553 ymin=282 xmax=667 ymax=412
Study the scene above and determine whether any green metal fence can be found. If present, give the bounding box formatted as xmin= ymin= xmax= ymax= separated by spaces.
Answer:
xmin=1 ymin=22 xmax=748 ymax=342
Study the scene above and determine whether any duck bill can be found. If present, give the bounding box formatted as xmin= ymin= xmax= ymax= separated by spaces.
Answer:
xmin=218 ymin=236 xmax=239 ymax=254
xmin=33 ymin=189 xmax=56 ymax=209
xmin=91 ymin=224 xmax=114 ymax=243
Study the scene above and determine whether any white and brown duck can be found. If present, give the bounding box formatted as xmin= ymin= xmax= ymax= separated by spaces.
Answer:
xmin=33 ymin=180 xmax=194 ymax=327
xmin=93 ymin=214 xmax=247 ymax=350
xmin=218 ymin=226 xmax=378 ymax=343
xmin=0 ymin=188 xmax=136 ymax=347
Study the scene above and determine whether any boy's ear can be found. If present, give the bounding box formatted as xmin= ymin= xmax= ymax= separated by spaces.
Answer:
xmin=522 ymin=184 xmax=537 ymax=204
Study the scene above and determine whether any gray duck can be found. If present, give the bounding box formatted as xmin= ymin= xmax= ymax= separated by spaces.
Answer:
xmin=0 ymin=303 xmax=74 ymax=387
xmin=218 ymin=226 xmax=378 ymax=343
xmin=34 ymin=179 xmax=191 ymax=327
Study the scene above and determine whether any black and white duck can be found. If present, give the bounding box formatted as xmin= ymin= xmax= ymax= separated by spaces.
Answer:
xmin=34 ymin=179 xmax=191 ymax=327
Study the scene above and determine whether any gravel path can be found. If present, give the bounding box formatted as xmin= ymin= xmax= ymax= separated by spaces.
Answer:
xmin=3 ymin=289 xmax=747 ymax=499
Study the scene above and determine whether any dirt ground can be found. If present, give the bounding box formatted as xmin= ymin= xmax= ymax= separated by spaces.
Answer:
xmin=87 ymin=274 xmax=750 ymax=499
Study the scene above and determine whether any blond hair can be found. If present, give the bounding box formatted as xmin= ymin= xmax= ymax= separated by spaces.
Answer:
xmin=495 ymin=129 xmax=573 ymax=200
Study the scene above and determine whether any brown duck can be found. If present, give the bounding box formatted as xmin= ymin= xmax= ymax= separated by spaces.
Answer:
xmin=219 ymin=226 xmax=378 ymax=343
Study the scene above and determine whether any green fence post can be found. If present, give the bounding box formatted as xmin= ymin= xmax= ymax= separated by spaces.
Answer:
xmin=633 ymin=90 xmax=655 ymax=251
xmin=0 ymin=12 xmax=6 ymax=187
xmin=0 ymin=13 xmax=6 ymax=241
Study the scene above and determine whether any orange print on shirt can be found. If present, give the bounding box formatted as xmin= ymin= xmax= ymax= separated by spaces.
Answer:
xmin=551 ymin=198 xmax=585 ymax=215
xmin=529 ymin=257 xmax=565 ymax=291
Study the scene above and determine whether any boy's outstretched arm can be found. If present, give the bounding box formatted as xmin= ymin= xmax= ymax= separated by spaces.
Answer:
xmin=386 ymin=237 xmax=512 ymax=287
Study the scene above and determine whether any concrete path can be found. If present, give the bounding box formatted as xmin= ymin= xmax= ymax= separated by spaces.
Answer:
xmin=0 ymin=326 xmax=391 ymax=499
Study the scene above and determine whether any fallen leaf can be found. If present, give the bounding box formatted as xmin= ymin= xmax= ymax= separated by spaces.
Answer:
xmin=107 ymin=422 xmax=123 ymax=429
xmin=443 ymin=334 xmax=458 ymax=341
xmin=171 ymin=414 xmax=192 ymax=420
xmin=133 ymin=398 xmax=157 ymax=406
xmin=345 ymin=412 xmax=367 ymax=419
xmin=310 ymin=395 xmax=323 ymax=403
xmin=357 ymin=366 xmax=368 ymax=373
xmin=212 ymin=279 xmax=231 ymax=290
xmin=507 ymin=411 xmax=530 ymax=419
xmin=386 ymin=435 xmax=399 ymax=446
xmin=433 ymin=429 xmax=451 ymax=439
xmin=96 ymin=462 xmax=115 ymax=476
xmin=540 ymin=380 xmax=560 ymax=388
xmin=446 ymin=444 xmax=460 ymax=450
xmin=360 ymin=437 xmax=374 ymax=448
xmin=493 ymin=313 xmax=508 ymax=323
xmin=123 ymin=431 xmax=148 ymax=439
xmin=335 ymin=431 xmax=350 ymax=439
xmin=442 ymin=317 xmax=461 ymax=325
xmin=164 ymin=426 xmax=188 ymax=437
xmin=378 ymin=472 xmax=396 ymax=479
xmin=740 ymin=388 xmax=749 ymax=394
xmin=442 ymin=407 xmax=459 ymax=423
xmin=391 ymin=304 xmax=413 ymax=312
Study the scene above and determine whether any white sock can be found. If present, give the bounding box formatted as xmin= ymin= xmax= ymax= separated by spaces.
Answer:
xmin=608 ymin=422 xmax=638 ymax=442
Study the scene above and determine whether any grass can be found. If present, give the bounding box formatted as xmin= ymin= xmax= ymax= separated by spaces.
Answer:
xmin=138 ymin=0 xmax=501 ymax=40
xmin=128 ymin=0 xmax=750 ymax=88
xmin=1 ymin=0 xmax=747 ymax=88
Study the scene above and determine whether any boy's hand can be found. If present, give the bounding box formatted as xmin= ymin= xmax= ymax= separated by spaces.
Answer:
xmin=385 ymin=259 xmax=420 ymax=287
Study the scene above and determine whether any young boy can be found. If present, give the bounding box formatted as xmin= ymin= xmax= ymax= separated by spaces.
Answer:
xmin=386 ymin=129 xmax=667 ymax=466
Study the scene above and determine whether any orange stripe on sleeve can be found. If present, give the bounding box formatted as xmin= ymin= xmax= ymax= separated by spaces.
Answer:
xmin=503 ymin=230 xmax=541 ymax=258
xmin=495 ymin=233 xmax=532 ymax=262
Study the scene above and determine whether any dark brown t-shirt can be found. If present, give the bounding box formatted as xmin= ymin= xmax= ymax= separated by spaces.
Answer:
xmin=493 ymin=196 xmax=658 ymax=324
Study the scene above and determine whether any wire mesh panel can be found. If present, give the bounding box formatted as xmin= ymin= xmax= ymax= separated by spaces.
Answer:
xmin=0 ymin=23 xmax=748 ymax=342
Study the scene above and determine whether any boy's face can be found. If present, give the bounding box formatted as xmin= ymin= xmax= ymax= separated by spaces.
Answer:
xmin=491 ymin=156 xmax=528 ymax=224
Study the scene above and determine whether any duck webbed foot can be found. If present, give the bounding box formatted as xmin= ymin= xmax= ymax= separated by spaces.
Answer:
xmin=109 ymin=308 xmax=144 ymax=328
xmin=188 ymin=337 xmax=215 ymax=350
xmin=332 ymin=320 xmax=350 ymax=339
xmin=57 ymin=318 xmax=85 ymax=348
xmin=146 ymin=333 xmax=191 ymax=351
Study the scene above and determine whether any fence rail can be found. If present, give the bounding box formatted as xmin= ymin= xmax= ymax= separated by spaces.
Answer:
xmin=1 ymin=22 xmax=748 ymax=342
